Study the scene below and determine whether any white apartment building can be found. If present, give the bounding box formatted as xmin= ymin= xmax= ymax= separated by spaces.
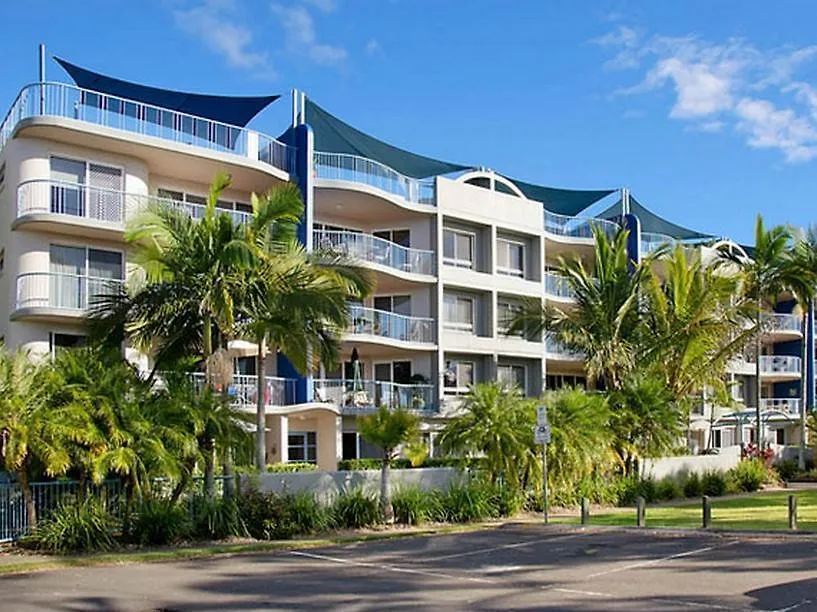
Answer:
xmin=0 ymin=56 xmax=809 ymax=470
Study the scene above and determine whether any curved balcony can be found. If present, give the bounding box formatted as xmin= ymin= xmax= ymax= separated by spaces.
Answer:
xmin=314 ymin=151 xmax=435 ymax=207
xmin=0 ymin=82 xmax=293 ymax=173
xmin=545 ymin=336 xmax=584 ymax=361
xmin=348 ymin=305 xmax=434 ymax=345
xmin=313 ymin=229 xmax=435 ymax=278
xmin=544 ymin=271 xmax=575 ymax=301
xmin=14 ymin=272 xmax=124 ymax=319
xmin=544 ymin=211 xmax=618 ymax=241
xmin=759 ymin=355 xmax=801 ymax=379
xmin=761 ymin=313 xmax=802 ymax=338
xmin=312 ymin=378 xmax=436 ymax=413
xmin=758 ymin=398 xmax=801 ymax=415
xmin=640 ymin=232 xmax=675 ymax=256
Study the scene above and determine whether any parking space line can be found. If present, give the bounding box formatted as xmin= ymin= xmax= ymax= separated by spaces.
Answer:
xmin=552 ymin=588 xmax=742 ymax=611
xmin=289 ymin=550 xmax=500 ymax=584
xmin=585 ymin=541 xmax=737 ymax=579
xmin=425 ymin=532 xmax=587 ymax=561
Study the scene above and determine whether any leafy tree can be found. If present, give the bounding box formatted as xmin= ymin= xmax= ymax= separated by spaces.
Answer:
xmin=358 ymin=406 xmax=419 ymax=522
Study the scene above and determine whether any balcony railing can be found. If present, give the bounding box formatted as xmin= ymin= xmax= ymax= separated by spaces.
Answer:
xmin=762 ymin=313 xmax=802 ymax=335
xmin=758 ymin=398 xmax=801 ymax=415
xmin=640 ymin=232 xmax=675 ymax=255
xmin=314 ymin=151 xmax=436 ymax=206
xmin=0 ymin=82 xmax=293 ymax=173
xmin=544 ymin=210 xmax=618 ymax=240
xmin=189 ymin=372 xmax=297 ymax=407
xmin=545 ymin=336 xmax=584 ymax=359
xmin=15 ymin=272 xmax=124 ymax=312
xmin=312 ymin=378 xmax=436 ymax=413
xmin=348 ymin=305 xmax=434 ymax=344
xmin=759 ymin=355 xmax=801 ymax=375
xmin=544 ymin=271 xmax=575 ymax=300
xmin=313 ymin=229 xmax=435 ymax=276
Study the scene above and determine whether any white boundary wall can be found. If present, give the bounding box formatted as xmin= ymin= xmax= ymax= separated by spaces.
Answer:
xmin=244 ymin=467 xmax=464 ymax=502
xmin=640 ymin=446 xmax=742 ymax=481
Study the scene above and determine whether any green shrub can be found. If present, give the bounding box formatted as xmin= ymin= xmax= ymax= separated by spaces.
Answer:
xmin=130 ymin=497 xmax=190 ymax=546
xmin=682 ymin=473 xmax=702 ymax=498
xmin=29 ymin=497 xmax=117 ymax=554
xmin=728 ymin=459 xmax=768 ymax=493
xmin=331 ymin=489 xmax=380 ymax=529
xmin=774 ymin=459 xmax=799 ymax=482
xmin=266 ymin=462 xmax=318 ymax=473
xmin=237 ymin=490 xmax=327 ymax=540
xmin=392 ymin=487 xmax=439 ymax=525
xmin=337 ymin=458 xmax=411 ymax=471
xmin=618 ymin=477 xmax=657 ymax=506
xmin=493 ymin=483 xmax=525 ymax=517
xmin=655 ymin=477 xmax=683 ymax=502
xmin=701 ymin=472 xmax=728 ymax=497
xmin=289 ymin=492 xmax=331 ymax=534
xmin=191 ymin=496 xmax=247 ymax=540
xmin=439 ymin=480 xmax=495 ymax=522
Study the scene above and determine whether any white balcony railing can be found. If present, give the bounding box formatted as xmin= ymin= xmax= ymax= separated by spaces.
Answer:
xmin=544 ymin=271 xmax=575 ymax=300
xmin=348 ymin=305 xmax=434 ymax=344
xmin=545 ymin=336 xmax=584 ymax=359
xmin=312 ymin=379 xmax=436 ymax=413
xmin=762 ymin=313 xmax=802 ymax=335
xmin=544 ymin=210 xmax=618 ymax=240
xmin=758 ymin=398 xmax=801 ymax=415
xmin=189 ymin=372 xmax=297 ymax=406
xmin=313 ymin=229 xmax=435 ymax=276
xmin=640 ymin=232 xmax=675 ymax=255
xmin=314 ymin=151 xmax=436 ymax=206
xmin=759 ymin=355 xmax=801 ymax=375
xmin=15 ymin=272 xmax=124 ymax=312
xmin=0 ymin=82 xmax=293 ymax=173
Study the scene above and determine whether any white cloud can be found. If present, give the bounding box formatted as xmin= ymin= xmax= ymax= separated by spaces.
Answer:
xmin=174 ymin=0 xmax=275 ymax=77
xmin=365 ymin=39 xmax=382 ymax=56
xmin=595 ymin=27 xmax=817 ymax=163
xmin=272 ymin=3 xmax=347 ymax=66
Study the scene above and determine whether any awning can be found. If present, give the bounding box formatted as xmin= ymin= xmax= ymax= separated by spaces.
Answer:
xmin=597 ymin=196 xmax=713 ymax=241
xmin=506 ymin=178 xmax=615 ymax=216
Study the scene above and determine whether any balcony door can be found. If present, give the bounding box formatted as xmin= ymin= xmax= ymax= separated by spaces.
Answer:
xmin=373 ymin=295 xmax=411 ymax=340
xmin=50 ymin=158 xmax=85 ymax=216
xmin=374 ymin=361 xmax=412 ymax=407
xmin=49 ymin=245 xmax=123 ymax=310
xmin=49 ymin=157 xmax=123 ymax=222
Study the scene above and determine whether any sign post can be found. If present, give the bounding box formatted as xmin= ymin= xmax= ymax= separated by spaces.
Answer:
xmin=534 ymin=405 xmax=551 ymax=524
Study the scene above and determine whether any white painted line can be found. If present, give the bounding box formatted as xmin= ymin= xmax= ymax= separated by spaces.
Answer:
xmin=289 ymin=550 xmax=498 ymax=584
xmin=553 ymin=587 xmax=610 ymax=598
xmin=553 ymin=588 xmax=741 ymax=611
xmin=585 ymin=541 xmax=737 ymax=579
xmin=769 ymin=599 xmax=814 ymax=612
xmin=427 ymin=532 xmax=586 ymax=561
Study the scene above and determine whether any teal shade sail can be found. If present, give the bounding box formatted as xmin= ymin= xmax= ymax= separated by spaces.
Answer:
xmin=505 ymin=178 xmax=615 ymax=216
xmin=597 ymin=196 xmax=713 ymax=240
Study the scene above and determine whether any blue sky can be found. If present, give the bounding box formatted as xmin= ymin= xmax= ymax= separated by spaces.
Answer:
xmin=2 ymin=0 xmax=817 ymax=244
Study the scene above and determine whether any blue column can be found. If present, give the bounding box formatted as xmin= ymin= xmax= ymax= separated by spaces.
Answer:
xmin=622 ymin=212 xmax=641 ymax=272
xmin=808 ymin=300 xmax=815 ymax=412
xmin=277 ymin=122 xmax=315 ymax=403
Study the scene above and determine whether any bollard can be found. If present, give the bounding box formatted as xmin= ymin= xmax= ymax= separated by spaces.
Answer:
xmin=702 ymin=496 xmax=711 ymax=528
xmin=789 ymin=495 xmax=798 ymax=531
xmin=581 ymin=497 xmax=590 ymax=525
xmin=636 ymin=496 xmax=646 ymax=528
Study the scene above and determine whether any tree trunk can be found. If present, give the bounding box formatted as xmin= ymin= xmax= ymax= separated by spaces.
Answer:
xmin=223 ymin=447 xmax=235 ymax=499
xmin=255 ymin=337 xmax=266 ymax=471
xmin=16 ymin=469 xmax=36 ymax=532
xmin=202 ymin=313 xmax=213 ymax=363
xmin=755 ymin=296 xmax=763 ymax=450
xmin=204 ymin=439 xmax=216 ymax=499
xmin=381 ymin=456 xmax=394 ymax=523
xmin=799 ymin=302 xmax=810 ymax=470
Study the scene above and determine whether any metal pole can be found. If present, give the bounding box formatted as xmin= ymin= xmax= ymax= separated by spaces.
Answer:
xmin=291 ymin=89 xmax=298 ymax=128
xmin=542 ymin=447 xmax=548 ymax=524
xmin=789 ymin=495 xmax=798 ymax=530
xmin=299 ymin=91 xmax=306 ymax=125
xmin=39 ymin=43 xmax=46 ymax=114
xmin=702 ymin=496 xmax=711 ymax=528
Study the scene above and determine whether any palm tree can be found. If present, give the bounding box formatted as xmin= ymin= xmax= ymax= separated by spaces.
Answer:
xmin=719 ymin=215 xmax=794 ymax=449
xmin=786 ymin=227 xmax=817 ymax=468
xmin=358 ymin=406 xmax=420 ymax=522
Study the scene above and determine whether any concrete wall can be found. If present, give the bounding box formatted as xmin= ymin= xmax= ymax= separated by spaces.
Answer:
xmin=246 ymin=467 xmax=464 ymax=502
xmin=640 ymin=446 xmax=742 ymax=480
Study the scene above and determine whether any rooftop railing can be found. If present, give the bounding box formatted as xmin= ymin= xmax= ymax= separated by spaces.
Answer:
xmin=640 ymin=232 xmax=675 ymax=255
xmin=313 ymin=229 xmax=435 ymax=276
xmin=16 ymin=272 xmax=124 ymax=312
xmin=544 ymin=271 xmax=575 ymax=300
xmin=348 ymin=305 xmax=435 ymax=344
xmin=0 ymin=82 xmax=293 ymax=173
xmin=759 ymin=355 xmax=801 ymax=375
xmin=314 ymin=151 xmax=436 ymax=206
xmin=544 ymin=210 xmax=618 ymax=240
xmin=312 ymin=378 xmax=436 ymax=413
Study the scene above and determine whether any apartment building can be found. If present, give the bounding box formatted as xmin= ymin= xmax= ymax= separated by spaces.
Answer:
xmin=0 ymin=56 xmax=811 ymax=469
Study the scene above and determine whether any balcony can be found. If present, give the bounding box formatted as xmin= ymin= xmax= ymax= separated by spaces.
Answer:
xmin=314 ymin=151 xmax=435 ymax=207
xmin=544 ymin=271 xmax=575 ymax=301
xmin=545 ymin=336 xmax=584 ymax=361
xmin=758 ymin=398 xmax=801 ymax=415
xmin=0 ymin=82 xmax=293 ymax=174
xmin=759 ymin=355 xmax=801 ymax=379
xmin=761 ymin=313 xmax=802 ymax=339
xmin=312 ymin=378 xmax=436 ymax=413
xmin=14 ymin=272 xmax=124 ymax=319
xmin=348 ymin=305 xmax=435 ymax=345
xmin=189 ymin=372 xmax=297 ymax=408
xmin=313 ymin=229 xmax=435 ymax=278
xmin=543 ymin=211 xmax=618 ymax=241
xmin=640 ymin=232 xmax=675 ymax=256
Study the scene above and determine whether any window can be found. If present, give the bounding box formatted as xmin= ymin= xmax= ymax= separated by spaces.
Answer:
xmin=49 ymin=245 xmax=123 ymax=309
xmin=497 ymin=364 xmax=526 ymax=391
xmin=497 ymin=300 xmax=522 ymax=335
xmin=776 ymin=428 xmax=786 ymax=445
xmin=373 ymin=229 xmax=410 ymax=247
xmin=49 ymin=332 xmax=86 ymax=355
xmin=713 ymin=429 xmax=722 ymax=448
xmin=288 ymin=432 xmax=317 ymax=463
xmin=50 ymin=157 xmax=123 ymax=220
xmin=444 ymin=294 xmax=474 ymax=332
xmin=444 ymin=360 xmax=474 ymax=391
xmin=443 ymin=229 xmax=474 ymax=268
xmin=235 ymin=356 xmax=256 ymax=376
xmin=497 ymin=237 xmax=525 ymax=277
xmin=545 ymin=374 xmax=586 ymax=390
xmin=157 ymin=188 xmax=248 ymax=218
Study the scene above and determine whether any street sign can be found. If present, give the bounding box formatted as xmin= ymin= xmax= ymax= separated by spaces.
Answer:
xmin=537 ymin=405 xmax=548 ymax=427
xmin=534 ymin=424 xmax=551 ymax=445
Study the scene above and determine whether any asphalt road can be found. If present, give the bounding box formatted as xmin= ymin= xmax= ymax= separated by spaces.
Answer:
xmin=2 ymin=525 xmax=817 ymax=611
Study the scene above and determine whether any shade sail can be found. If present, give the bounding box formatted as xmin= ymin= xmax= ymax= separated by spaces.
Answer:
xmin=302 ymin=98 xmax=469 ymax=179
xmin=55 ymin=57 xmax=279 ymax=127
xmin=506 ymin=178 xmax=615 ymax=216
xmin=597 ymin=196 xmax=713 ymax=240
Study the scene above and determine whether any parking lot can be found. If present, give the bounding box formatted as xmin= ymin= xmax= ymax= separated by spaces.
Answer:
xmin=2 ymin=524 xmax=817 ymax=610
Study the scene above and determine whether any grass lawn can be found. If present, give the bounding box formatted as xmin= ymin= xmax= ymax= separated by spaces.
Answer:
xmin=556 ymin=489 xmax=817 ymax=532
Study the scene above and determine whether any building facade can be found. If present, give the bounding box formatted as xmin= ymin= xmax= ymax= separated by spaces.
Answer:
xmin=0 ymin=59 xmax=812 ymax=470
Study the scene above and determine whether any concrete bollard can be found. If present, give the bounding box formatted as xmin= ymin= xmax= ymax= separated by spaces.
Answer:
xmin=789 ymin=495 xmax=798 ymax=531
xmin=581 ymin=497 xmax=590 ymax=525
xmin=702 ymin=496 xmax=711 ymax=528
xmin=636 ymin=496 xmax=646 ymax=528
